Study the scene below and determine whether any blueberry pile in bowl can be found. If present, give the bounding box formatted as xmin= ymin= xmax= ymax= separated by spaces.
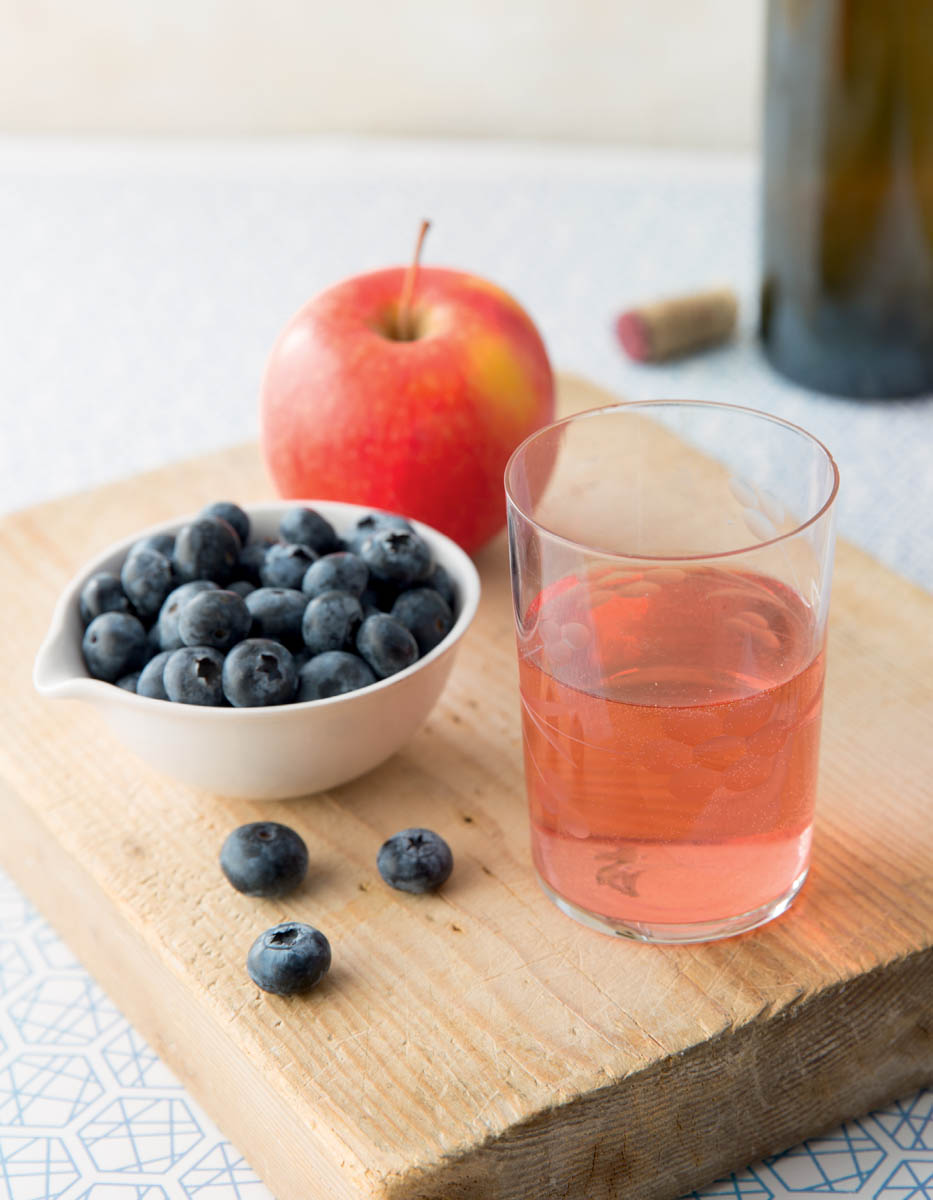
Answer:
xmin=80 ymin=501 xmax=459 ymax=707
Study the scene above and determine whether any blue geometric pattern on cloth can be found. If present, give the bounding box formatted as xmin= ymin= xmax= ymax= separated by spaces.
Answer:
xmin=873 ymin=1161 xmax=933 ymax=1199
xmin=8 ymin=980 xmax=121 ymax=1047
xmin=75 ymin=1188 xmax=169 ymax=1199
xmin=0 ymin=1135 xmax=79 ymax=1200
xmin=0 ymin=1054 xmax=104 ymax=1127
xmin=32 ymin=924 xmax=82 ymax=974
xmin=180 ymin=1145 xmax=274 ymax=1199
xmin=102 ymin=1032 xmax=183 ymax=1092
xmin=0 ymin=947 xmax=30 ymax=999
xmin=0 ymin=858 xmax=930 ymax=1198
xmin=79 ymin=1099 xmax=203 ymax=1174
xmin=875 ymin=1095 xmax=933 ymax=1153
xmin=765 ymin=1120 xmax=886 ymax=1191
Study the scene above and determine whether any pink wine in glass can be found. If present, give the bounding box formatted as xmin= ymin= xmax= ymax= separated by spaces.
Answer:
xmin=518 ymin=564 xmax=826 ymax=938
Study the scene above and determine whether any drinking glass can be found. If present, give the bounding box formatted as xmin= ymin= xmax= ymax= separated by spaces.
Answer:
xmin=505 ymin=402 xmax=839 ymax=943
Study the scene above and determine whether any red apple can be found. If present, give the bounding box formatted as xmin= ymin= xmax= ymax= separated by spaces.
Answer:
xmin=259 ymin=227 xmax=554 ymax=553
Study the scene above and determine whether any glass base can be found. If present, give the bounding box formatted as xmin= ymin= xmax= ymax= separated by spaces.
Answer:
xmin=536 ymin=865 xmax=809 ymax=944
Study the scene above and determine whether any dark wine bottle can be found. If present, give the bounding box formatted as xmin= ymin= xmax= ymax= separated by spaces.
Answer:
xmin=760 ymin=0 xmax=933 ymax=397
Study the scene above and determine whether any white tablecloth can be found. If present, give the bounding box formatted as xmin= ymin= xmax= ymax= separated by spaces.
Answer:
xmin=0 ymin=136 xmax=930 ymax=1200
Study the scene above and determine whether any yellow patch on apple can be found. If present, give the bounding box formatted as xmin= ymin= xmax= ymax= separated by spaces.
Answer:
xmin=465 ymin=333 xmax=539 ymax=426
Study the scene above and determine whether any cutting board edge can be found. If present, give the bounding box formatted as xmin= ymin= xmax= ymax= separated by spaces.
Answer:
xmin=3 ymin=764 xmax=930 ymax=1200
xmin=380 ymin=946 xmax=933 ymax=1200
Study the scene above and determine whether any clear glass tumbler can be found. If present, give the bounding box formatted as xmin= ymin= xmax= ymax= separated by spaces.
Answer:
xmin=505 ymin=402 xmax=839 ymax=943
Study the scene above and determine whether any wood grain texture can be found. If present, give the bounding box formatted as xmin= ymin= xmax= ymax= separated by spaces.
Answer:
xmin=0 ymin=374 xmax=931 ymax=1200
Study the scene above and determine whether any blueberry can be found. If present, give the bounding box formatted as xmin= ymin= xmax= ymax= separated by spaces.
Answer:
xmin=137 ymin=650 xmax=172 ymax=700
xmin=391 ymin=588 xmax=454 ymax=655
xmin=201 ymin=501 xmax=250 ymax=546
xmin=301 ymin=590 xmax=363 ymax=655
xmin=156 ymin=580 xmax=219 ymax=651
xmin=377 ymin=828 xmax=453 ymax=894
xmin=301 ymin=552 xmax=369 ymax=599
xmin=245 ymin=588 xmax=308 ymax=647
xmin=260 ymin=543 xmax=318 ymax=590
xmin=419 ymin=563 xmax=456 ymax=610
xmin=359 ymin=529 xmax=431 ymax=585
xmin=120 ymin=548 xmax=173 ymax=621
xmin=227 ymin=580 xmax=255 ymax=599
xmin=173 ymin=517 xmax=241 ymax=585
xmin=356 ymin=613 xmax=419 ymax=678
xmin=129 ymin=532 xmax=176 ymax=561
xmin=116 ymin=671 xmax=141 ymax=692
xmin=79 ymin=571 xmax=130 ymax=625
xmin=163 ymin=646 xmax=226 ymax=706
xmin=220 ymin=821 xmax=308 ymax=897
xmin=348 ymin=511 xmax=415 ymax=553
xmin=178 ymin=589 xmax=251 ymax=652
xmin=279 ymin=507 xmax=340 ymax=555
xmin=297 ymin=651 xmax=377 ymax=701
xmin=237 ymin=538 xmax=276 ymax=585
xmin=222 ymin=638 xmax=298 ymax=707
xmin=247 ymin=922 xmax=331 ymax=996
xmin=83 ymin=612 xmax=150 ymax=682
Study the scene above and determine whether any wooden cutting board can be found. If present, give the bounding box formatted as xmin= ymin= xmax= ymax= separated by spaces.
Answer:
xmin=0 ymin=374 xmax=930 ymax=1200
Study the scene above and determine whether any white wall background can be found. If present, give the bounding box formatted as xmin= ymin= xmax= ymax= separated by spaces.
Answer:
xmin=1 ymin=0 xmax=764 ymax=147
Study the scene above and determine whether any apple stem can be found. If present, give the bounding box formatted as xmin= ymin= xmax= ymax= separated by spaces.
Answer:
xmin=397 ymin=219 xmax=431 ymax=341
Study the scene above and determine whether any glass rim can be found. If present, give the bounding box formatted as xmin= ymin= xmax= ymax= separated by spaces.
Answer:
xmin=504 ymin=398 xmax=840 ymax=563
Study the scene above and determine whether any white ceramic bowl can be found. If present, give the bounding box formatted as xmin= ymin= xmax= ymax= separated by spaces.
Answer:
xmin=34 ymin=501 xmax=480 ymax=799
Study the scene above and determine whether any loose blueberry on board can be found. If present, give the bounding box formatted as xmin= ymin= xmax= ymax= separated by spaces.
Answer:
xmin=137 ymin=650 xmax=172 ymax=700
xmin=348 ymin=511 xmax=415 ymax=554
xmin=163 ymin=646 xmax=226 ymax=706
xmin=247 ymin=922 xmax=331 ymax=996
xmin=244 ymin=588 xmax=308 ymax=647
xmin=173 ymin=517 xmax=241 ymax=585
xmin=116 ymin=671 xmax=141 ymax=692
xmin=280 ymin=507 xmax=341 ymax=556
xmin=201 ymin=501 xmax=250 ymax=546
xmin=79 ymin=571 xmax=130 ymax=626
xmin=237 ymin=538 xmax=276 ymax=585
xmin=356 ymin=613 xmax=419 ymax=678
xmin=227 ymin=580 xmax=256 ymax=599
xmin=359 ymin=529 xmax=431 ymax=585
xmin=156 ymin=580 xmax=220 ymax=652
xmin=129 ymin=531 xmax=176 ymax=561
xmin=82 ymin=612 xmax=150 ymax=683
xmin=391 ymin=587 xmax=454 ymax=655
xmin=260 ymin=543 xmax=318 ymax=590
xmin=222 ymin=638 xmax=298 ymax=707
xmin=178 ymin=589 xmax=251 ymax=652
xmin=377 ymin=828 xmax=454 ymax=894
xmin=301 ymin=590 xmax=364 ymax=656
xmin=220 ymin=821 xmax=308 ymax=897
xmin=301 ymin=552 xmax=369 ymax=599
xmin=297 ymin=650 xmax=377 ymax=701
xmin=120 ymin=548 xmax=173 ymax=621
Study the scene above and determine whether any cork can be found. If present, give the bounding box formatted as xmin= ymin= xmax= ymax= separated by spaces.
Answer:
xmin=616 ymin=286 xmax=738 ymax=362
